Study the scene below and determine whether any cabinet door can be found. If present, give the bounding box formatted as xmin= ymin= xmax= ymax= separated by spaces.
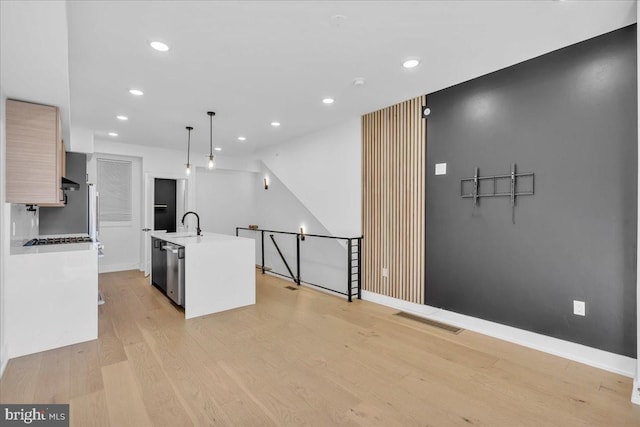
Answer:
xmin=6 ymin=99 xmax=63 ymax=204
xmin=38 ymin=138 xmax=65 ymax=207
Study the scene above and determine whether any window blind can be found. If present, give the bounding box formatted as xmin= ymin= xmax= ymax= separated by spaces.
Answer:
xmin=97 ymin=158 xmax=132 ymax=222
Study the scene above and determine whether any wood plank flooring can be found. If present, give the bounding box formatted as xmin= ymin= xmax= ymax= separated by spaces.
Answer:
xmin=1 ymin=270 xmax=639 ymax=426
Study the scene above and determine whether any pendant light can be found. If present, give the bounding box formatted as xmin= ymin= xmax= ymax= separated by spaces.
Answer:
xmin=185 ymin=126 xmax=193 ymax=175
xmin=207 ymin=111 xmax=216 ymax=169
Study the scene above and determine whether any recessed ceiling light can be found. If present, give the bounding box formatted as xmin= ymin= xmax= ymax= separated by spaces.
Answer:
xmin=116 ymin=115 xmax=128 ymax=121
xmin=108 ymin=132 xmax=118 ymax=137
xmin=322 ymin=98 xmax=335 ymax=104
xmin=150 ymin=41 xmax=170 ymax=52
xmin=214 ymin=147 xmax=222 ymax=152
xmin=353 ymin=77 xmax=366 ymax=86
xmin=271 ymin=122 xmax=281 ymax=127
xmin=129 ymin=89 xmax=144 ymax=96
xmin=237 ymin=136 xmax=246 ymax=141
xmin=402 ymin=58 xmax=420 ymax=69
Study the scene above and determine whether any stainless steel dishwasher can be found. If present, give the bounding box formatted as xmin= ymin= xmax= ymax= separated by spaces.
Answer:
xmin=162 ymin=243 xmax=185 ymax=306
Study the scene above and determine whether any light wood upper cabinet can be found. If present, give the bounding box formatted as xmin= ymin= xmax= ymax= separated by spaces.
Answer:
xmin=6 ymin=99 xmax=65 ymax=206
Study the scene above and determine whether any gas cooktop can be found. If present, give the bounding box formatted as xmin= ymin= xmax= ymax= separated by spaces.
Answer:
xmin=24 ymin=236 xmax=93 ymax=246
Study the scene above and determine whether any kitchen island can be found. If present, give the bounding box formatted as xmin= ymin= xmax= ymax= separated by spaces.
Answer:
xmin=150 ymin=231 xmax=255 ymax=319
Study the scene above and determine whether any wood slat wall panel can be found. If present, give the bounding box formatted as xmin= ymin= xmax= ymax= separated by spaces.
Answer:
xmin=361 ymin=96 xmax=426 ymax=304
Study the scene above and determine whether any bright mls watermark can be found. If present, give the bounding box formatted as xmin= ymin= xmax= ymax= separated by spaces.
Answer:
xmin=0 ymin=405 xmax=69 ymax=426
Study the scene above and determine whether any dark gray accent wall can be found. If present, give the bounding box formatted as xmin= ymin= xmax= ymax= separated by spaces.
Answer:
xmin=39 ymin=152 xmax=88 ymax=235
xmin=425 ymin=25 xmax=637 ymax=357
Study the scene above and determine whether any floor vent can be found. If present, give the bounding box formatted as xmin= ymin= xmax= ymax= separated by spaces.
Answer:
xmin=285 ymin=286 xmax=298 ymax=291
xmin=394 ymin=312 xmax=463 ymax=334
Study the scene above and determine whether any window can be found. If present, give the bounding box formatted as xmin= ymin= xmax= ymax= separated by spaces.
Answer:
xmin=97 ymin=158 xmax=131 ymax=222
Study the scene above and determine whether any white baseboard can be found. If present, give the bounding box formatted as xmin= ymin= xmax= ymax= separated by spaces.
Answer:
xmin=99 ymin=262 xmax=140 ymax=273
xmin=361 ymin=290 xmax=636 ymax=379
xmin=632 ymin=380 xmax=640 ymax=405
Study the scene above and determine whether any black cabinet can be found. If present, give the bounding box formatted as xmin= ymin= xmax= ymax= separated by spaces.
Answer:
xmin=151 ymin=237 xmax=166 ymax=293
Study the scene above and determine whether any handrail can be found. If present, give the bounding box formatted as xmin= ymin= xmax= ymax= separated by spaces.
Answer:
xmin=236 ymin=227 xmax=362 ymax=302
xmin=236 ymin=227 xmax=359 ymax=241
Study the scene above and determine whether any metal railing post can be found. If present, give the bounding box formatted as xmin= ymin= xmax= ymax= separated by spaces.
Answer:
xmin=261 ymin=230 xmax=265 ymax=274
xmin=347 ymin=238 xmax=352 ymax=302
xmin=357 ymin=238 xmax=362 ymax=300
xmin=296 ymin=234 xmax=301 ymax=285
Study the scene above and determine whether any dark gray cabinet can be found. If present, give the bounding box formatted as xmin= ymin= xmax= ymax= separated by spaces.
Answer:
xmin=151 ymin=237 xmax=166 ymax=293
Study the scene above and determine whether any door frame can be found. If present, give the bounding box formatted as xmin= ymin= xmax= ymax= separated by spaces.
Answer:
xmin=88 ymin=153 xmax=143 ymax=273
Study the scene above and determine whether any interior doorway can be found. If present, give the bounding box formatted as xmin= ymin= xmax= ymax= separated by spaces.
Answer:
xmin=90 ymin=153 xmax=142 ymax=273
xmin=143 ymin=175 xmax=188 ymax=277
xmin=154 ymin=178 xmax=177 ymax=232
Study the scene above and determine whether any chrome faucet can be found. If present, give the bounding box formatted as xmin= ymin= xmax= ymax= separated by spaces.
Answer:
xmin=181 ymin=211 xmax=201 ymax=236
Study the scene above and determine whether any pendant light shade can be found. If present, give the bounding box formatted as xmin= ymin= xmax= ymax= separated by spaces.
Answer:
xmin=185 ymin=126 xmax=193 ymax=175
xmin=207 ymin=111 xmax=216 ymax=170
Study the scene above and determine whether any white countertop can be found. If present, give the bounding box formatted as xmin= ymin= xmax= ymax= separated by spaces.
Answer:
xmin=150 ymin=230 xmax=249 ymax=246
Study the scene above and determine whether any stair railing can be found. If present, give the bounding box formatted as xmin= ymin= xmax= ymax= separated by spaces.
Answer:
xmin=236 ymin=227 xmax=362 ymax=302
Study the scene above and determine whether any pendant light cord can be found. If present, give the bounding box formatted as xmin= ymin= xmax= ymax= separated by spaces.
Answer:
xmin=209 ymin=113 xmax=213 ymax=157
xmin=186 ymin=126 xmax=193 ymax=166
xmin=207 ymin=111 xmax=215 ymax=158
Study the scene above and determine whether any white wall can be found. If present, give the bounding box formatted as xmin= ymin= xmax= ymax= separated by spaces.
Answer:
xmin=256 ymin=118 xmax=361 ymax=237
xmin=195 ymin=168 xmax=257 ymax=236
xmin=251 ymin=164 xmax=350 ymax=294
xmin=242 ymin=118 xmax=361 ymax=295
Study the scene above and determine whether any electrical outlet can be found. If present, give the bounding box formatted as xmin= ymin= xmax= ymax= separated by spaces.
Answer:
xmin=382 ymin=267 xmax=389 ymax=278
xmin=573 ymin=300 xmax=586 ymax=316
xmin=435 ymin=163 xmax=447 ymax=175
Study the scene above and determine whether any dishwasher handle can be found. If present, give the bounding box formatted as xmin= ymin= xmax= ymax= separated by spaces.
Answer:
xmin=162 ymin=245 xmax=179 ymax=254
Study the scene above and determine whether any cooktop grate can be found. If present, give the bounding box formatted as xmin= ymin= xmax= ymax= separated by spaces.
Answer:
xmin=24 ymin=236 xmax=93 ymax=246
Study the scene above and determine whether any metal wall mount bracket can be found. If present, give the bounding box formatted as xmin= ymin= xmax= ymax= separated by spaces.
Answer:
xmin=460 ymin=163 xmax=534 ymax=224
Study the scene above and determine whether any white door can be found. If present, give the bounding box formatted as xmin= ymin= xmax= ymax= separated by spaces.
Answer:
xmin=143 ymin=174 xmax=154 ymax=276
xmin=95 ymin=154 xmax=142 ymax=273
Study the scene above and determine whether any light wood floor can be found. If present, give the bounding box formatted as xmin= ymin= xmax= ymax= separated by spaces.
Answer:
xmin=1 ymin=270 xmax=639 ymax=426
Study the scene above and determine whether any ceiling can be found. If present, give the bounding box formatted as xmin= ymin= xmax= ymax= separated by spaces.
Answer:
xmin=4 ymin=1 xmax=638 ymax=157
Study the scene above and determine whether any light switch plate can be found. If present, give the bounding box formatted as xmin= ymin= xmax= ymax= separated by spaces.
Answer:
xmin=573 ymin=300 xmax=586 ymax=316
xmin=382 ymin=267 xmax=389 ymax=278
xmin=435 ymin=163 xmax=447 ymax=175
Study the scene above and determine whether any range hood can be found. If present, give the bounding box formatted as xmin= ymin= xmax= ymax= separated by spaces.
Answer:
xmin=62 ymin=177 xmax=80 ymax=191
